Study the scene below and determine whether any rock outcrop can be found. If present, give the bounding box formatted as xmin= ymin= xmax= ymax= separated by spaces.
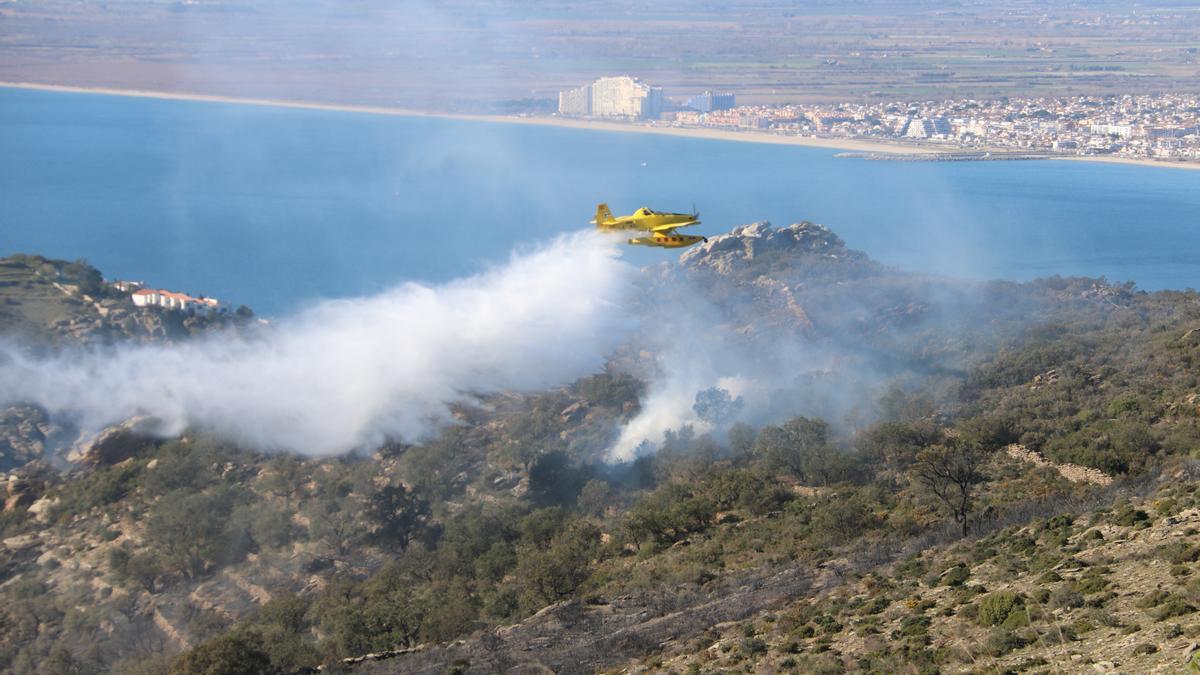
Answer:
xmin=680 ymin=221 xmax=879 ymax=282
xmin=0 ymin=405 xmax=56 ymax=471
xmin=67 ymin=416 xmax=162 ymax=466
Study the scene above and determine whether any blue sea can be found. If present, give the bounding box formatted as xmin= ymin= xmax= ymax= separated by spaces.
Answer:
xmin=3 ymin=87 xmax=1200 ymax=315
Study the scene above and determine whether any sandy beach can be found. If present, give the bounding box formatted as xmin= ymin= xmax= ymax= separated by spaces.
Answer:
xmin=1051 ymin=155 xmax=1200 ymax=172
xmin=4 ymin=81 xmax=1199 ymax=170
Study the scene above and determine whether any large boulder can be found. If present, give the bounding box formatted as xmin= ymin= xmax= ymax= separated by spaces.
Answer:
xmin=67 ymin=416 xmax=161 ymax=466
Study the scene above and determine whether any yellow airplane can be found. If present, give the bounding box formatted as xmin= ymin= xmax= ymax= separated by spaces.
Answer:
xmin=592 ymin=203 xmax=707 ymax=249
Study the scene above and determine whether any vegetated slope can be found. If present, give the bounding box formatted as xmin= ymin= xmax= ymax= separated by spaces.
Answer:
xmin=369 ymin=464 xmax=1200 ymax=675
xmin=2 ymin=223 xmax=1200 ymax=674
xmin=646 ymin=467 xmax=1200 ymax=674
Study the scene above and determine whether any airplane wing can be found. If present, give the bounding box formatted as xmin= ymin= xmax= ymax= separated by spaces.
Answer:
xmin=649 ymin=220 xmax=699 ymax=233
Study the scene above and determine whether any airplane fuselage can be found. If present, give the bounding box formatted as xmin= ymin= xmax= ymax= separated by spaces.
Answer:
xmin=601 ymin=210 xmax=698 ymax=232
xmin=593 ymin=204 xmax=699 ymax=231
xmin=593 ymin=203 xmax=707 ymax=249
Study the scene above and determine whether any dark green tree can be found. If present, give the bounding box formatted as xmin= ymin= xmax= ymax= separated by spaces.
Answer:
xmin=169 ymin=629 xmax=278 ymax=675
xmin=366 ymin=484 xmax=430 ymax=551
xmin=516 ymin=523 xmax=600 ymax=611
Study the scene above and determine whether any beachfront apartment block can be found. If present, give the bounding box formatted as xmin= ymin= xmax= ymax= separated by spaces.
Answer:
xmin=557 ymin=84 xmax=591 ymax=116
xmin=686 ymin=91 xmax=736 ymax=113
xmin=557 ymin=76 xmax=662 ymax=119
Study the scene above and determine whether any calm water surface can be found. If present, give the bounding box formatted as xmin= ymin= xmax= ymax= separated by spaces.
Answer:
xmin=3 ymin=87 xmax=1200 ymax=314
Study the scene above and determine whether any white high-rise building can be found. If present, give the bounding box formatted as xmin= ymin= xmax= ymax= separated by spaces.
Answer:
xmin=557 ymin=84 xmax=591 ymax=116
xmin=557 ymin=76 xmax=662 ymax=119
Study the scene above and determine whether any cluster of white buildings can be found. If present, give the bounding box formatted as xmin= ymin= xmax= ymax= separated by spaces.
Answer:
xmin=114 ymin=280 xmax=224 ymax=315
xmin=557 ymin=76 xmax=664 ymax=119
xmin=657 ymin=93 xmax=1200 ymax=161
xmin=557 ymin=76 xmax=737 ymax=122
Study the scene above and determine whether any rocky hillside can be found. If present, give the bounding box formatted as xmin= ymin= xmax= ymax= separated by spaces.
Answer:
xmin=1 ymin=224 xmax=1198 ymax=675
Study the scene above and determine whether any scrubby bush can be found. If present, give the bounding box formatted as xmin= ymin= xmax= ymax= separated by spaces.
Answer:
xmin=577 ymin=372 xmax=644 ymax=408
xmin=940 ymin=564 xmax=970 ymax=587
xmin=1157 ymin=542 xmax=1200 ymax=565
xmin=978 ymin=592 xmax=1023 ymax=627
xmin=1156 ymin=599 xmax=1196 ymax=621
xmin=982 ymin=629 xmax=1027 ymax=657
xmin=1113 ymin=508 xmax=1151 ymax=527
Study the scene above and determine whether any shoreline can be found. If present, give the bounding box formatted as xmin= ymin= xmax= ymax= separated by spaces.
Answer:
xmin=3 ymin=81 xmax=1199 ymax=170
xmin=0 ymin=81 xmax=929 ymax=155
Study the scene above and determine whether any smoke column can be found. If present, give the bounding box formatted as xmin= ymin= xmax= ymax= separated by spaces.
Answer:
xmin=0 ymin=231 xmax=635 ymax=455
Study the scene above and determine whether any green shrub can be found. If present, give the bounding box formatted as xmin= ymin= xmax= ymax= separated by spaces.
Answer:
xmin=983 ymin=629 xmax=1027 ymax=657
xmin=1073 ymin=571 xmax=1109 ymax=595
xmin=860 ymin=596 xmax=891 ymax=615
xmin=978 ymin=592 xmax=1023 ymax=627
xmin=1072 ymin=619 xmax=1097 ymax=634
xmin=1001 ymin=609 xmax=1030 ymax=629
xmin=1156 ymin=599 xmax=1196 ymax=620
xmin=1039 ymin=571 xmax=1063 ymax=583
xmin=814 ymin=614 xmax=843 ymax=635
xmin=740 ymin=638 xmax=768 ymax=657
xmin=1138 ymin=589 xmax=1172 ymax=609
xmin=1156 ymin=542 xmax=1200 ymax=565
xmin=1113 ymin=509 xmax=1151 ymax=527
xmin=900 ymin=615 xmax=931 ymax=637
xmin=941 ymin=564 xmax=970 ymax=587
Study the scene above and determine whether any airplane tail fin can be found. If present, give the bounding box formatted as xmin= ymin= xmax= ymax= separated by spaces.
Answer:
xmin=593 ymin=203 xmax=614 ymax=227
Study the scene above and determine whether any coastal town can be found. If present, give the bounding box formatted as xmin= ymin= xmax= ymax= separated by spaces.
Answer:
xmin=558 ymin=76 xmax=1200 ymax=162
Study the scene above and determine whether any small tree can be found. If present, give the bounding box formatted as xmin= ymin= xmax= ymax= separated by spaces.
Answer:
xmin=727 ymin=422 xmax=757 ymax=460
xmin=577 ymin=479 xmax=613 ymax=518
xmin=516 ymin=523 xmax=600 ymax=611
xmin=528 ymin=451 xmax=585 ymax=506
xmin=693 ymin=387 xmax=744 ymax=428
xmin=915 ymin=440 xmax=988 ymax=537
xmin=308 ymin=497 xmax=363 ymax=556
xmin=170 ymin=629 xmax=278 ymax=675
xmin=366 ymin=484 xmax=430 ymax=551
xmin=148 ymin=488 xmax=240 ymax=579
xmin=753 ymin=415 xmax=831 ymax=479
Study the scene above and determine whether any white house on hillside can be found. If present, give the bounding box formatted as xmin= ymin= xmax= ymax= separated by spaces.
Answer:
xmin=131 ymin=288 xmax=222 ymax=315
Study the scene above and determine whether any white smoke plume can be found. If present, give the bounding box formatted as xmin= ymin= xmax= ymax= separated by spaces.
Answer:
xmin=0 ymin=231 xmax=635 ymax=455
